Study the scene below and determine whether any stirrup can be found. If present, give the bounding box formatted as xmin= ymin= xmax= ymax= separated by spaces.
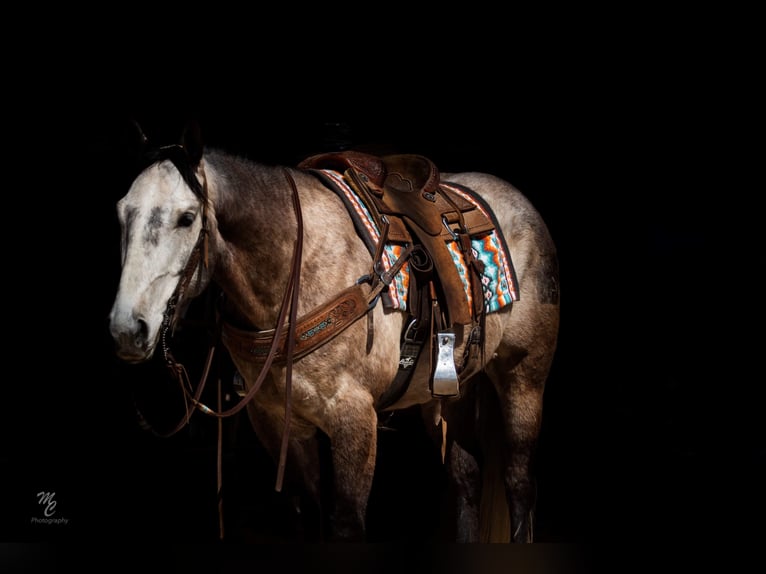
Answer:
xmin=431 ymin=331 xmax=459 ymax=397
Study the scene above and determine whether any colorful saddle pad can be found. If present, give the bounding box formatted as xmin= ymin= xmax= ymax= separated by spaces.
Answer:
xmin=315 ymin=169 xmax=519 ymax=314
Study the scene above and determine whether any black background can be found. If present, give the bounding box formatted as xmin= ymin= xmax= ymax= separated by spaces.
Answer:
xmin=1 ymin=12 xmax=762 ymax=572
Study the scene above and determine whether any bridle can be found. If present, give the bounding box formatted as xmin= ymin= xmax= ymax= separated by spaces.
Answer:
xmin=129 ymin=145 xmax=303 ymax=541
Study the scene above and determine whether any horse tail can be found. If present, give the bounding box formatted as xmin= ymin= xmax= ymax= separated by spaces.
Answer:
xmin=477 ymin=377 xmax=511 ymax=542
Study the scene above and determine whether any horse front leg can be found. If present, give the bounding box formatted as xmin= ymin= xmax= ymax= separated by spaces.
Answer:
xmin=324 ymin=387 xmax=378 ymax=541
xmin=244 ymin=400 xmax=325 ymax=540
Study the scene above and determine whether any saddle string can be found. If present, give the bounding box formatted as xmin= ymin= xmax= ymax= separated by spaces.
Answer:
xmin=438 ymin=186 xmax=488 ymax=363
xmin=366 ymin=214 xmax=390 ymax=353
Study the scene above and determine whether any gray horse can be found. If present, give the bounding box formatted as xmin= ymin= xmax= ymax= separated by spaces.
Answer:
xmin=108 ymin=123 xmax=560 ymax=542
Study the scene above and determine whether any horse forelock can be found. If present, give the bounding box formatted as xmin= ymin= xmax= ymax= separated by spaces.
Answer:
xmin=142 ymin=144 xmax=206 ymax=203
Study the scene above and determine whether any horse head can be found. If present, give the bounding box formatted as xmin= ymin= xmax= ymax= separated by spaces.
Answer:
xmin=109 ymin=121 xmax=213 ymax=363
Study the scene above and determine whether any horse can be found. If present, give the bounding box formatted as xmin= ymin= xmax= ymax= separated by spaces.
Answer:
xmin=108 ymin=121 xmax=560 ymax=542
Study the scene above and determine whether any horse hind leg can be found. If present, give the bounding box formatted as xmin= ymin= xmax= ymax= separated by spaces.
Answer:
xmin=457 ymin=374 xmax=515 ymax=543
xmin=422 ymin=359 xmax=548 ymax=543
xmin=486 ymin=352 xmax=550 ymax=543
xmin=421 ymin=381 xmax=496 ymax=543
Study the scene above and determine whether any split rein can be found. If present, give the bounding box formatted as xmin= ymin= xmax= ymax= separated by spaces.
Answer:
xmin=139 ymin=164 xmax=412 ymax=533
xmin=152 ymin=167 xmax=303 ymax=495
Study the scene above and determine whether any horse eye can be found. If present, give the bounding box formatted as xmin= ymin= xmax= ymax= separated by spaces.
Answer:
xmin=177 ymin=212 xmax=196 ymax=228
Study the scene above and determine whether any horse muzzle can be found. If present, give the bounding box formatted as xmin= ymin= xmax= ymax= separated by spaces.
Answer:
xmin=109 ymin=312 xmax=158 ymax=363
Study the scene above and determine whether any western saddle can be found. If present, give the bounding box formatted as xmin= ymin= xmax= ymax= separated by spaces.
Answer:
xmin=299 ymin=151 xmax=496 ymax=406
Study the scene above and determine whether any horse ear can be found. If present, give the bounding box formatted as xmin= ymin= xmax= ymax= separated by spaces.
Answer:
xmin=122 ymin=119 xmax=149 ymax=171
xmin=129 ymin=119 xmax=149 ymax=147
xmin=180 ymin=120 xmax=204 ymax=167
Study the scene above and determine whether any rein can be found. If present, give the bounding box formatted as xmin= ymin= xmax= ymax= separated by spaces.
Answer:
xmin=141 ymin=161 xmax=412 ymax=540
xmin=157 ymin=167 xmax=303 ymax=476
xmin=139 ymin=165 xmax=302 ymax=541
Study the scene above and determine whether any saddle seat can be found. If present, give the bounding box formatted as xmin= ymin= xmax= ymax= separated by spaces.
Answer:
xmin=299 ymin=150 xmax=494 ymax=327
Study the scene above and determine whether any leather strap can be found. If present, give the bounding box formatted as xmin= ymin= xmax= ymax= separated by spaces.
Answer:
xmin=222 ymin=283 xmax=369 ymax=364
xmin=375 ymin=246 xmax=434 ymax=410
xmin=222 ymin=243 xmax=415 ymax=366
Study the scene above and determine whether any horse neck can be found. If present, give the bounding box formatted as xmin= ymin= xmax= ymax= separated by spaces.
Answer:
xmin=205 ymin=152 xmax=299 ymax=328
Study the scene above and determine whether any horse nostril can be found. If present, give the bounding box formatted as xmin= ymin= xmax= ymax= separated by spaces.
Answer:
xmin=136 ymin=317 xmax=149 ymax=347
